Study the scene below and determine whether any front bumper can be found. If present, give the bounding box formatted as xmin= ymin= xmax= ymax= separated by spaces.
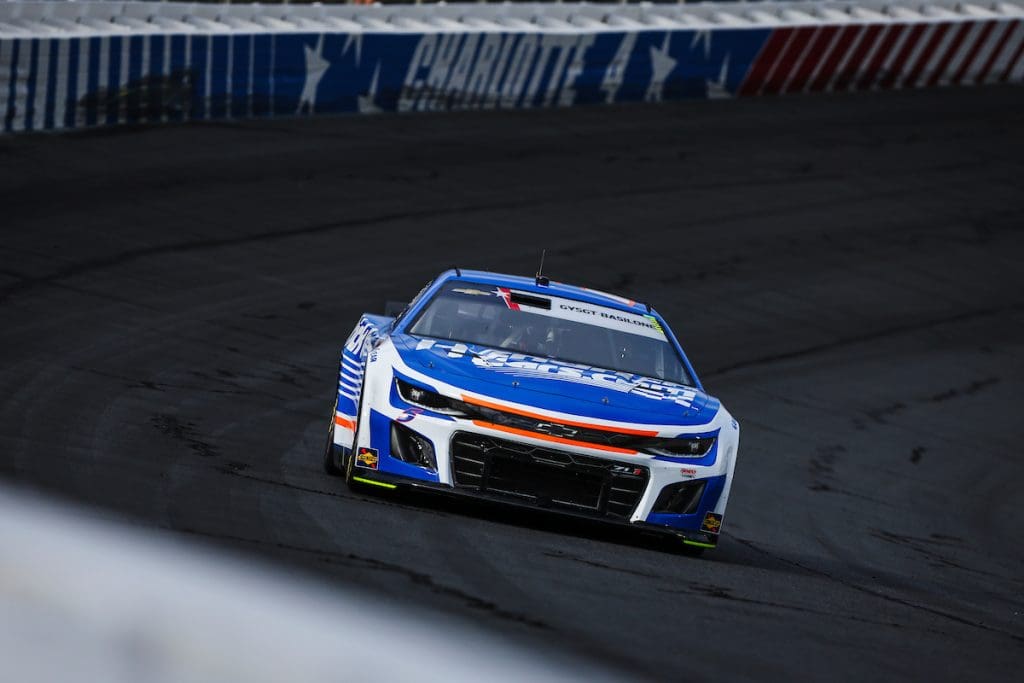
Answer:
xmin=346 ymin=466 xmax=720 ymax=549
xmin=340 ymin=403 xmax=730 ymax=549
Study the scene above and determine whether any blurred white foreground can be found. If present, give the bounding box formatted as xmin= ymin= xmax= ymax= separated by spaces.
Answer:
xmin=0 ymin=483 xmax=619 ymax=683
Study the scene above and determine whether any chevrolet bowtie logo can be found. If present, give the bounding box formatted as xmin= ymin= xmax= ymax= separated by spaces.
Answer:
xmin=534 ymin=423 xmax=579 ymax=439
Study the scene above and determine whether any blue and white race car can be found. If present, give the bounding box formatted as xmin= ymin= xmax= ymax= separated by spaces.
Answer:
xmin=323 ymin=269 xmax=739 ymax=551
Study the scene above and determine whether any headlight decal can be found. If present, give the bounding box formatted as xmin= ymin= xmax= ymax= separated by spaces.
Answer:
xmin=389 ymin=371 xmax=462 ymax=420
xmin=648 ymin=430 xmax=720 ymax=466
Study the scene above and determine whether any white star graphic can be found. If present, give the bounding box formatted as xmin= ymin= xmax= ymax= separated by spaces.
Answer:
xmin=706 ymin=53 xmax=733 ymax=100
xmin=343 ymin=33 xmax=363 ymax=67
xmin=297 ymin=36 xmax=329 ymax=115
xmin=690 ymin=29 xmax=712 ymax=61
xmin=644 ymin=34 xmax=677 ymax=103
xmin=358 ymin=62 xmax=382 ymax=114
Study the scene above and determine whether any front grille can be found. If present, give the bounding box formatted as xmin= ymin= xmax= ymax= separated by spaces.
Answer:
xmin=460 ymin=400 xmax=714 ymax=457
xmin=464 ymin=402 xmax=642 ymax=449
xmin=450 ymin=432 xmax=649 ymax=520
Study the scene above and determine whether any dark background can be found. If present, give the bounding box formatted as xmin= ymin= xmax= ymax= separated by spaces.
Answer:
xmin=1 ymin=85 xmax=1022 ymax=680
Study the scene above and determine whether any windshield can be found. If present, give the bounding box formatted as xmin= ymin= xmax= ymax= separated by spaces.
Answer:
xmin=407 ymin=282 xmax=693 ymax=385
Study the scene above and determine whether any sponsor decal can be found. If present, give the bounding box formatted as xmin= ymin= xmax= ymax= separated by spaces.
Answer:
xmin=645 ymin=315 xmax=664 ymax=334
xmin=345 ymin=318 xmax=377 ymax=354
xmin=414 ymin=340 xmax=699 ymax=407
xmin=680 ymin=467 xmax=698 ymax=478
xmin=534 ymin=422 xmax=579 ymax=439
xmin=553 ymin=301 xmax=665 ymax=340
xmin=398 ymin=32 xmax=595 ymax=112
xmin=356 ymin=447 xmax=379 ymax=470
xmin=417 ymin=339 xmax=470 ymax=358
xmin=470 ymin=348 xmax=697 ymax=407
xmin=396 ymin=408 xmax=424 ymax=423
xmin=442 ymin=285 xmax=668 ymax=340
xmin=701 ymin=512 xmax=723 ymax=534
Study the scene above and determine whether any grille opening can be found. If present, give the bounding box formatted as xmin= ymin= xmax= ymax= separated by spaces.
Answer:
xmin=488 ymin=457 xmax=603 ymax=510
xmin=390 ymin=422 xmax=438 ymax=471
xmin=450 ymin=432 xmax=649 ymax=520
xmin=651 ymin=480 xmax=706 ymax=515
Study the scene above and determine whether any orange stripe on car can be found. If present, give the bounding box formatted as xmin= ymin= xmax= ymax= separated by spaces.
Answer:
xmin=461 ymin=395 xmax=658 ymax=437
xmin=471 ymin=420 xmax=638 ymax=455
xmin=334 ymin=415 xmax=356 ymax=430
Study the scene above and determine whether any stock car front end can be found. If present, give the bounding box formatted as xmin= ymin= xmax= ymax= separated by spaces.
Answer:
xmin=328 ymin=271 xmax=739 ymax=551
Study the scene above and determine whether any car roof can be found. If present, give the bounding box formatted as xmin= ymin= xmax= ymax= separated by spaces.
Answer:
xmin=438 ymin=269 xmax=654 ymax=316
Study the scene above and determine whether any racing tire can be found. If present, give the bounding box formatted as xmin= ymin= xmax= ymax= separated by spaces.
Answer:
xmin=343 ymin=433 xmax=362 ymax=490
xmin=344 ymin=380 xmax=368 ymax=490
xmin=342 ymin=411 xmax=362 ymax=491
xmin=322 ymin=414 xmax=343 ymax=476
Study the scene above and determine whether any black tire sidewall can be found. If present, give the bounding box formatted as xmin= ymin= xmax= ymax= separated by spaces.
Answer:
xmin=344 ymin=367 xmax=370 ymax=487
xmin=323 ymin=410 xmax=342 ymax=476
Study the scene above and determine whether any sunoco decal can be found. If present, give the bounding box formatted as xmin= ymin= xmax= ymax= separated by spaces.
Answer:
xmin=356 ymin=446 xmax=379 ymax=470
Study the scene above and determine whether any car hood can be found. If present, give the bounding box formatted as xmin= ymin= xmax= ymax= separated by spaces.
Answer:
xmin=391 ymin=334 xmax=720 ymax=427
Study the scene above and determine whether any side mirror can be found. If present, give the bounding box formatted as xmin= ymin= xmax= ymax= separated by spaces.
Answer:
xmin=384 ymin=301 xmax=408 ymax=318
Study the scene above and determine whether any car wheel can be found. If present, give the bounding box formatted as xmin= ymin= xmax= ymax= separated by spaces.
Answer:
xmin=322 ymin=412 xmax=343 ymax=476
xmin=341 ymin=360 xmax=370 ymax=490
xmin=343 ymin=429 xmax=359 ymax=489
xmin=344 ymin=393 xmax=365 ymax=490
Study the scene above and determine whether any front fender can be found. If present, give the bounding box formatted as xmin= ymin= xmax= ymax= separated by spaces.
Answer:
xmin=333 ymin=314 xmax=393 ymax=454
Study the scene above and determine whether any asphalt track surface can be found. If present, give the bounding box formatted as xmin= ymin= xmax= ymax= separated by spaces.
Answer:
xmin=2 ymin=86 xmax=1023 ymax=682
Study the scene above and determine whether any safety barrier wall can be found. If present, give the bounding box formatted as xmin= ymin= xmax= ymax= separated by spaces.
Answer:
xmin=0 ymin=1 xmax=1022 ymax=133
xmin=0 ymin=482 xmax=613 ymax=682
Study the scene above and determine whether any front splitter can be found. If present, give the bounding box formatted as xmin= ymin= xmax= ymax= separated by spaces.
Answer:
xmin=348 ymin=469 xmax=719 ymax=549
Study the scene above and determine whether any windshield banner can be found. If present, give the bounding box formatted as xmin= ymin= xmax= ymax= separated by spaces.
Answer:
xmin=489 ymin=287 xmax=667 ymax=341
